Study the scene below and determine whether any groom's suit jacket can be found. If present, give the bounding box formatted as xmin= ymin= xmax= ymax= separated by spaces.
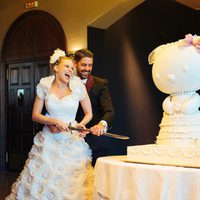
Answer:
xmin=76 ymin=75 xmax=114 ymax=151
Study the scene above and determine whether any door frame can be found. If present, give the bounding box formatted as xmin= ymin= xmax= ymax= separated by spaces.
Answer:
xmin=0 ymin=61 xmax=7 ymax=170
xmin=0 ymin=10 xmax=66 ymax=170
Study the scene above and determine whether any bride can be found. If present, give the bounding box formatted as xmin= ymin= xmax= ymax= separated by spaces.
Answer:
xmin=6 ymin=49 xmax=94 ymax=200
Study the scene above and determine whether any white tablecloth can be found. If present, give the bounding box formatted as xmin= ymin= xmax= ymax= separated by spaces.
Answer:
xmin=94 ymin=156 xmax=200 ymax=200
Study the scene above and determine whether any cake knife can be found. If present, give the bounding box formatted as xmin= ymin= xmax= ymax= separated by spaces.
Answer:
xmin=69 ymin=126 xmax=129 ymax=140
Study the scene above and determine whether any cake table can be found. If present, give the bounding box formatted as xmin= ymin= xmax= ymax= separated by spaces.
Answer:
xmin=94 ymin=156 xmax=200 ymax=200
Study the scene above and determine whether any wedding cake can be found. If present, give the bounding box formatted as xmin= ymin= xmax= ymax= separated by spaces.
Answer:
xmin=127 ymin=34 xmax=200 ymax=167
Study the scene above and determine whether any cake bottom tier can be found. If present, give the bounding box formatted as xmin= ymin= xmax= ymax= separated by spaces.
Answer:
xmin=127 ymin=144 xmax=200 ymax=168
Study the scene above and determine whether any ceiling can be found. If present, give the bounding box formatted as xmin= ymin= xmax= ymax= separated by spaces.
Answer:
xmin=89 ymin=0 xmax=200 ymax=29
xmin=89 ymin=0 xmax=144 ymax=29
xmin=175 ymin=0 xmax=200 ymax=10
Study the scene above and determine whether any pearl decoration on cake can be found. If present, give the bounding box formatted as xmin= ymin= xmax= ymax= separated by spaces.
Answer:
xmin=170 ymin=91 xmax=195 ymax=97
xmin=167 ymin=74 xmax=175 ymax=83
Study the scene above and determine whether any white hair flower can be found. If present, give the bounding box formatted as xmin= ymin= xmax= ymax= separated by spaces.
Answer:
xmin=50 ymin=49 xmax=66 ymax=64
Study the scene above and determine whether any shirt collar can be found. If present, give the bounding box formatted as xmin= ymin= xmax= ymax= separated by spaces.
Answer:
xmin=82 ymin=79 xmax=87 ymax=84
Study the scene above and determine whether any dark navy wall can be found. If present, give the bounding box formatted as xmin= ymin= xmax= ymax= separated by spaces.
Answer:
xmin=88 ymin=0 xmax=200 ymax=155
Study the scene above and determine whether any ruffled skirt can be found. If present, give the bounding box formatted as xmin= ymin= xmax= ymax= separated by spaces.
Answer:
xmin=6 ymin=127 xmax=94 ymax=200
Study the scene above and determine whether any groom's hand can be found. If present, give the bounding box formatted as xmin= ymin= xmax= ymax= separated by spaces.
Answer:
xmin=90 ymin=123 xmax=105 ymax=136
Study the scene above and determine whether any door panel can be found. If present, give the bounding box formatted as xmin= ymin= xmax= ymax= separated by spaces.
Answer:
xmin=35 ymin=60 xmax=50 ymax=85
xmin=8 ymin=62 xmax=34 ymax=170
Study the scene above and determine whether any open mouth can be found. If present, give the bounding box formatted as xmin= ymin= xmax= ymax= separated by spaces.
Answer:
xmin=65 ymin=73 xmax=71 ymax=79
xmin=82 ymin=72 xmax=89 ymax=75
xmin=82 ymin=71 xmax=91 ymax=77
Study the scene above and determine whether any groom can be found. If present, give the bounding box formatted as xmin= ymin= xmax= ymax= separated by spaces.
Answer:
xmin=74 ymin=49 xmax=115 ymax=166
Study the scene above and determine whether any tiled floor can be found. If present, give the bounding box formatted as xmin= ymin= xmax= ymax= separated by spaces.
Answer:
xmin=0 ymin=170 xmax=19 ymax=200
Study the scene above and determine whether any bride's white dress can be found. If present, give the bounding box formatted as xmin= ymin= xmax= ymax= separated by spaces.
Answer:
xmin=6 ymin=75 xmax=94 ymax=200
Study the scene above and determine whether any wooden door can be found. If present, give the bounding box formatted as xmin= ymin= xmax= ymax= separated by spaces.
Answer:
xmin=8 ymin=62 xmax=34 ymax=170
xmin=7 ymin=61 xmax=50 ymax=170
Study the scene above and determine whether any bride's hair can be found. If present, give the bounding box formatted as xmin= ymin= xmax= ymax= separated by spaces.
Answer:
xmin=50 ymin=56 xmax=73 ymax=75
xmin=49 ymin=48 xmax=73 ymax=74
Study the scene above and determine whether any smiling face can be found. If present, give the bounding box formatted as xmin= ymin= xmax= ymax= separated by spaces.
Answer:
xmin=54 ymin=57 xmax=74 ymax=84
xmin=75 ymin=57 xmax=93 ymax=79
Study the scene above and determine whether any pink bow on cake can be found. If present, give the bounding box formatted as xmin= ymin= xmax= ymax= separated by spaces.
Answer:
xmin=179 ymin=33 xmax=200 ymax=53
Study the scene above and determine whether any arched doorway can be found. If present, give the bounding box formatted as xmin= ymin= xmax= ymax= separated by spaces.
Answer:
xmin=1 ymin=10 xmax=67 ymax=170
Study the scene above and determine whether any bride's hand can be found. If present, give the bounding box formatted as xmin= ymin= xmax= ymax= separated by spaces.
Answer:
xmin=75 ymin=124 xmax=89 ymax=137
xmin=54 ymin=120 xmax=69 ymax=132
xmin=48 ymin=124 xmax=60 ymax=134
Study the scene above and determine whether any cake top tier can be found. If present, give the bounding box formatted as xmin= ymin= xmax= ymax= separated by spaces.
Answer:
xmin=149 ymin=34 xmax=200 ymax=94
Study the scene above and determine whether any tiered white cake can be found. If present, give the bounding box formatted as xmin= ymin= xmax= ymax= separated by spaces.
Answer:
xmin=127 ymin=34 xmax=200 ymax=167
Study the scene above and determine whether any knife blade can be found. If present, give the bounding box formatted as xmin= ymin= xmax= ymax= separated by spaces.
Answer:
xmin=69 ymin=126 xmax=129 ymax=140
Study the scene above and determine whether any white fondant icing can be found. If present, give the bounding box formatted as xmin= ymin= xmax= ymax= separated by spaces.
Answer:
xmin=127 ymin=34 xmax=200 ymax=167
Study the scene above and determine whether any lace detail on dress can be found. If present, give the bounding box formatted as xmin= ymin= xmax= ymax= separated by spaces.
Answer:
xmin=6 ymin=130 xmax=94 ymax=200
xmin=36 ymin=75 xmax=86 ymax=101
xmin=36 ymin=76 xmax=55 ymax=100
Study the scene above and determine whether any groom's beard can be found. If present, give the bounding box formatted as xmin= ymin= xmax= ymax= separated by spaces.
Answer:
xmin=78 ymin=70 xmax=92 ymax=79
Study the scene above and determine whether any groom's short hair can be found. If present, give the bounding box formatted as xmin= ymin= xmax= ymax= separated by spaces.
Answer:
xmin=74 ymin=49 xmax=93 ymax=62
